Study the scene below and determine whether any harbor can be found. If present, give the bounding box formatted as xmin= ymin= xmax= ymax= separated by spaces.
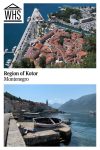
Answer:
xmin=4 ymin=111 xmax=96 ymax=147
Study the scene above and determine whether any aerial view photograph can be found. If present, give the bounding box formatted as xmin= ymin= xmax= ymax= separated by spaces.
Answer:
xmin=4 ymin=3 xmax=96 ymax=68
xmin=4 ymin=84 xmax=96 ymax=146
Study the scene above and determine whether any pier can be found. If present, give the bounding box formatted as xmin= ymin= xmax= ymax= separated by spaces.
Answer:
xmin=4 ymin=113 xmax=71 ymax=146
xmin=4 ymin=52 xmax=14 ymax=55
xmin=21 ymin=122 xmax=71 ymax=146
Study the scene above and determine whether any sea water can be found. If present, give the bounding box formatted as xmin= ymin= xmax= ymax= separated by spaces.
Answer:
xmin=48 ymin=112 xmax=96 ymax=146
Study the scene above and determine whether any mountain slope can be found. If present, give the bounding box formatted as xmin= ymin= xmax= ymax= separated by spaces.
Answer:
xmin=59 ymin=94 xmax=96 ymax=113
xmin=50 ymin=103 xmax=62 ymax=109
xmin=4 ymin=92 xmax=55 ymax=113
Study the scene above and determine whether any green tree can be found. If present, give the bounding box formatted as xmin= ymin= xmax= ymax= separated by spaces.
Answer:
xmin=39 ymin=56 xmax=46 ymax=68
xmin=58 ymin=36 xmax=64 ymax=45
xmin=65 ymin=29 xmax=72 ymax=34
xmin=81 ymin=52 xmax=96 ymax=68
xmin=50 ymin=7 xmax=82 ymax=22
xmin=13 ymin=58 xmax=35 ymax=68
xmin=20 ymin=58 xmax=35 ymax=68
xmin=13 ymin=61 xmax=20 ymax=68
xmin=83 ymin=34 xmax=96 ymax=52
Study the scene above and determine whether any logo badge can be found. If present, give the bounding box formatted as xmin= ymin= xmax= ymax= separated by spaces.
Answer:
xmin=4 ymin=3 xmax=22 ymax=23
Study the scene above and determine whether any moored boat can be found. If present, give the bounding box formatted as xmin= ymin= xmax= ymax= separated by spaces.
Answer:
xmin=4 ymin=49 xmax=8 ymax=53
xmin=12 ymin=46 xmax=17 ymax=52
xmin=33 ymin=117 xmax=62 ymax=128
xmin=27 ymin=16 xmax=31 ymax=22
xmin=63 ymin=119 xmax=71 ymax=125
xmin=5 ymin=63 xmax=10 ymax=67
xmin=89 ymin=111 xmax=96 ymax=115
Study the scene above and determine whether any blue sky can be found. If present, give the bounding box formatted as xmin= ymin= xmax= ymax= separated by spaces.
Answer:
xmin=4 ymin=84 xmax=96 ymax=104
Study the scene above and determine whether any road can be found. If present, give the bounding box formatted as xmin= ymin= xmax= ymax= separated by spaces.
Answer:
xmin=4 ymin=113 xmax=11 ymax=146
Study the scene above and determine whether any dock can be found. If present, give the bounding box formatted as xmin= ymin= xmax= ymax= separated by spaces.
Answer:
xmin=4 ymin=52 xmax=14 ymax=55
xmin=5 ymin=114 xmax=71 ymax=146
xmin=19 ymin=121 xmax=71 ymax=146
xmin=24 ymin=130 xmax=60 ymax=146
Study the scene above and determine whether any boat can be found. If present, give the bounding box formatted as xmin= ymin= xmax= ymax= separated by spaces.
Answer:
xmin=5 ymin=59 xmax=12 ymax=67
xmin=27 ymin=16 xmax=31 ymax=22
xmin=5 ymin=63 xmax=10 ymax=67
xmin=23 ymin=112 xmax=40 ymax=120
xmin=89 ymin=111 xmax=96 ymax=115
xmin=4 ymin=49 xmax=8 ymax=53
xmin=6 ymin=59 xmax=12 ymax=62
xmin=33 ymin=117 xmax=62 ymax=128
xmin=12 ymin=46 xmax=17 ymax=52
xmin=63 ymin=119 xmax=71 ymax=125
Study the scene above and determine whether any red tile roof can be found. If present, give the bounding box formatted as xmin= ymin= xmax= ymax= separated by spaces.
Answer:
xmin=24 ymin=47 xmax=40 ymax=59
xmin=34 ymin=43 xmax=43 ymax=49
xmin=24 ymin=29 xmax=87 ymax=66
xmin=77 ymin=51 xmax=87 ymax=58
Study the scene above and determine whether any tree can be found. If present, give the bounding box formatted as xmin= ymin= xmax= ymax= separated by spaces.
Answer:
xmin=58 ymin=36 xmax=64 ymax=46
xmin=13 ymin=61 xmax=20 ymax=68
xmin=13 ymin=58 xmax=35 ymax=68
xmin=66 ymin=34 xmax=71 ymax=39
xmin=50 ymin=7 xmax=82 ymax=23
xmin=81 ymin=52 xmax=96 ymax=68
xmin=82 ymin=34 xmax=96 ymax=68
xmin=65 ymin=29 xmax=71 ymax=33
xmin=39 ymin=56 xmax=46 ymax=68
xmin=20 ymin=58 xmax=35 ymax=68
xmin=83 ymin=34 xmax=96 ymax=52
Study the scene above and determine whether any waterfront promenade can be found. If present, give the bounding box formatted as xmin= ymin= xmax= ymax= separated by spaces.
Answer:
xmin=9 ymin=10 xmax=38 ymax=68
xmin=4 ymin=113 xmax=25 ymax=147
xmin=4 ymin=113 xmax=11 ymax=146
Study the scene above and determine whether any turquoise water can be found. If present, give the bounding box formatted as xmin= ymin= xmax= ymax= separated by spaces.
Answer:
xmin=4 ymin=3 xmax=96 ymax=67
xmin=48 ymin=112 xmax=96 ymax=146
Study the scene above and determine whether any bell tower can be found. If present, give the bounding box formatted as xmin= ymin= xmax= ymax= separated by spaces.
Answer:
xmin=46 ymin=99 xmax=48 ymax=106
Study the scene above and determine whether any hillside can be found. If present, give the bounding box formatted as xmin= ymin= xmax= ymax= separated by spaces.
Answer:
xmin=59 ymin=94 xmax=96 ymax=113
xmin=50 ymin=103 xmax=62 ymax=109
xmin=4 ymin=92 xmax=56 ymax=113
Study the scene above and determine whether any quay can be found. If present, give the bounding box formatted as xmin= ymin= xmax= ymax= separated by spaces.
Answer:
xmin=4 ymin=113 xmax=10 ymax=146
xmin=19 ymin=121 xmax=71 ymax=146
xmin=4 ymin=113 xmax=72 ymax=146
xmin=4 ymin=113 xmax=25 ymax=146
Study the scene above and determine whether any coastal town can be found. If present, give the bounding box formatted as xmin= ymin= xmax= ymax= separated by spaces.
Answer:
xmin=4 ymin=92 xmax=71 ymax=146
xmin=4 ymin=5 xmax=96 ymax=68
xmin=4 ymin=89 xmax=96 ymax=146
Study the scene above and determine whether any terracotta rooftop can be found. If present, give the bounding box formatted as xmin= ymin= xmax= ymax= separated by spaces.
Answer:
xmin=24 ymin=28 xmax=87 ymax=67
xmin=24 ymin=47 xmax=40 ymax=59
xmin=39 ymin=30 xmax=55 ymax=43
xmin=77 ymin=51 xmax=87 ymax=58
xmin=34 ymin=43 xmax=43 ymax=50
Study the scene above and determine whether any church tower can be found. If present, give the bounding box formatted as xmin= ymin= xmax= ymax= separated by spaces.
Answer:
xmin=46 ymin=100 xmax=48 ymax=106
